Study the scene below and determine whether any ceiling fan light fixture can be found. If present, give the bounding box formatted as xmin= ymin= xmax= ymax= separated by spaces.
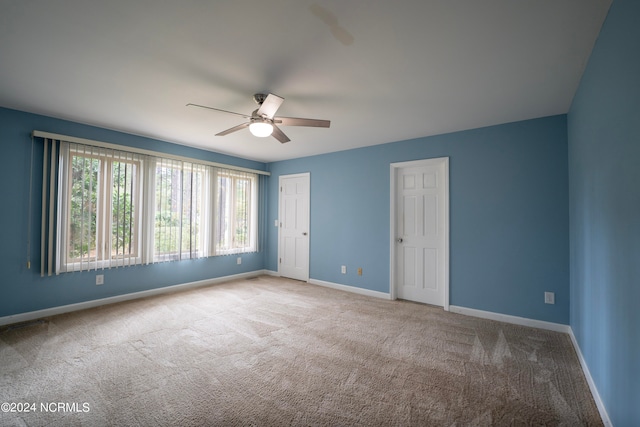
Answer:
xmin=188 ymin=92 xmax=330 ymax=143
xmin=249 ymin=121 xmax=273 ymax=137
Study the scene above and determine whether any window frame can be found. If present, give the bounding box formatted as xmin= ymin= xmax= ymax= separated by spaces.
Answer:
xmin=57 ymin=144 xmax=144 ymax=273
xmin=151 ymin=159 xmax=209 ymax=263
xmin=214 ymin=170 xmax=258 ymax=255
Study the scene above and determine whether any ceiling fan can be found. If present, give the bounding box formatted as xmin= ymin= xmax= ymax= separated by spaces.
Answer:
xmin=187 ymin=93 xmax=330 ymax=143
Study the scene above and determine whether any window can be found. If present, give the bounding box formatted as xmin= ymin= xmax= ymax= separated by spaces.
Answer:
xmin=54 ymin=140 xmax=261 ymax=274
xmin=152 ymin=159 xmax=208 ymax=262
xmin=214 ymin=169 xmax=258 ymax=255
xmin=58 ymin=143 xmax=142 ymax=272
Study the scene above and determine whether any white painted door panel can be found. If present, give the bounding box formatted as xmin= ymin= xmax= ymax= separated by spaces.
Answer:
xmin=279 ymin=174 xmax=309 ymax=281
xmin=395 ymin=159 xmax=447 ymax=306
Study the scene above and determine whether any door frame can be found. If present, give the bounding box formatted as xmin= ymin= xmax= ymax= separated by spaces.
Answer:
xmin=278 ymin=172 xmax=310 ymax=281
xmin=389 ymin=157 xmax=450 ymax=310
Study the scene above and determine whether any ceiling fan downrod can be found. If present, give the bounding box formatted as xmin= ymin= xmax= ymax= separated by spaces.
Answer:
xmin=253 ymin=93 xmax=268 ymax=105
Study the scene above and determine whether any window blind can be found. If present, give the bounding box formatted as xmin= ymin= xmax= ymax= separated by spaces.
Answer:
xmin=32 ymin=131 xmax=266 ymax=275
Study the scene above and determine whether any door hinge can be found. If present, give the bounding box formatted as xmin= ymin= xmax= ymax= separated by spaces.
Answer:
xmin=279 ymin=258 xmax=282 ymax=264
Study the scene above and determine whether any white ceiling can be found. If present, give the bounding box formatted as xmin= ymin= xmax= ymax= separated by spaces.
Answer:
xmin=0 ymin=0 xmax=611 ymax=163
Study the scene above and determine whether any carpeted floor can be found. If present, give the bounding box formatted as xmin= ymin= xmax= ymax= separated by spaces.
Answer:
xmin=1 ymin=275 xmax=602 ymax=426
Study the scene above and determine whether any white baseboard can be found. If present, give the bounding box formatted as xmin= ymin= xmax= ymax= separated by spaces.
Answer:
xmin=568 ymin=329 xmax=613 ymax=427
xmin=0 ymin=270 xmax=268 ymax=327
xmin=449 ymin=305 xmax=571 ymax=333
xmin=308 ymin=278 xmax=391 ymax=300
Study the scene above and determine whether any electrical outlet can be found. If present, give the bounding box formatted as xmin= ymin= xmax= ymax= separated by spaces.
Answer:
xmin=357 ymin=267 xmax=362 ymax=276
xmin=341 ymin=265 xmax=347 ymax=274
xmin=237 ymin=257 xmax=242 ymax=265
xmin=96 ymin=274 xmax=104 ymax=285
xmin=544 ymin=292 xmax=555 ymax=304
xmin=274 ymin=219 xmax=278 ymax=227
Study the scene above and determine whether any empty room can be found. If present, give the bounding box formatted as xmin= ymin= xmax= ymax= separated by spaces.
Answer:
xmin=1 ymin=1 xmax=637 ymax=426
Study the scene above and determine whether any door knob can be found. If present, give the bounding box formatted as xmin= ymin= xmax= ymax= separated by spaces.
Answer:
xmin=397 ymin=238 xmax=403 ymax=243
xmin=302 ymin=232 xmax=308 ymax=236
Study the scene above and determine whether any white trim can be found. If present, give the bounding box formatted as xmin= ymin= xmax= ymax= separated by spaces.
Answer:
xmin=390 ymin=157 xmax=450 ymax=310
xmin=32 ymin=130 xmax=270 ymax=176
xmin=568 ymin=329 xmax=613 ymax=427
xmin=448 ymin=305 xmax=571 ymax=333
xmin=0 ymin=270 xmax=269 ymax=327
xmin=309 ymin=278 xmax=391 ymax=300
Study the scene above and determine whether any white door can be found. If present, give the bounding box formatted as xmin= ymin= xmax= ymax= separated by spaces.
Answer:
xmin=278 ymin=173 xmax=310 ymax=281
xmin=392 ymin=158 xmax=449 ymax=307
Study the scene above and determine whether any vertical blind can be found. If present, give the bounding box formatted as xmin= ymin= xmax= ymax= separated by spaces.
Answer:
xmin=35 ymin=134 xmax=267 ymax=276
xmin=57 ymin=141 xmax=144 ymax=272
xmin=40 ymin=139 xmax=57 ymax=276
xmin=212 ymin=168 xmax=258 ymax=255
xmin=151 ymin=157 xmax=209 ymax=262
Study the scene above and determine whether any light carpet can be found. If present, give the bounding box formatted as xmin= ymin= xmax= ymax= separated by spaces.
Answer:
xmin=0 ymin=275 xmax=602 ymax=426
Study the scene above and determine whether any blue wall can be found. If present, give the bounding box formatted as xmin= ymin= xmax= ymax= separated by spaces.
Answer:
xmin=267 ymin=115 xmax=569 ymax=324
xmin=1 ymin=109 xmax=571 ymax=326
xmin=0 ymin=107 xmax=267 ymax=318
xmin=568 ymin=0 xmax=640 ymax=424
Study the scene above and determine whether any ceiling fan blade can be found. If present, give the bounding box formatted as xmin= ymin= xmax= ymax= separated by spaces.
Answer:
xmin=215 ymin=122 xmax=250 ymax=136
xmin=275 ymin=116 xmax=331 ymax=128
xmin=187 ymin=103 xmax=251 ymax=119
xmin=256 ymin=94 xmax=284 ymax=119
xmin=271 ymin=125 xmax=291 ymax=144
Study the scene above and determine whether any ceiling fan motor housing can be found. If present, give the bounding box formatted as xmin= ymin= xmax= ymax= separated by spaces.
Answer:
xmin=250 ymin=109 xmax=271 ymax=122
